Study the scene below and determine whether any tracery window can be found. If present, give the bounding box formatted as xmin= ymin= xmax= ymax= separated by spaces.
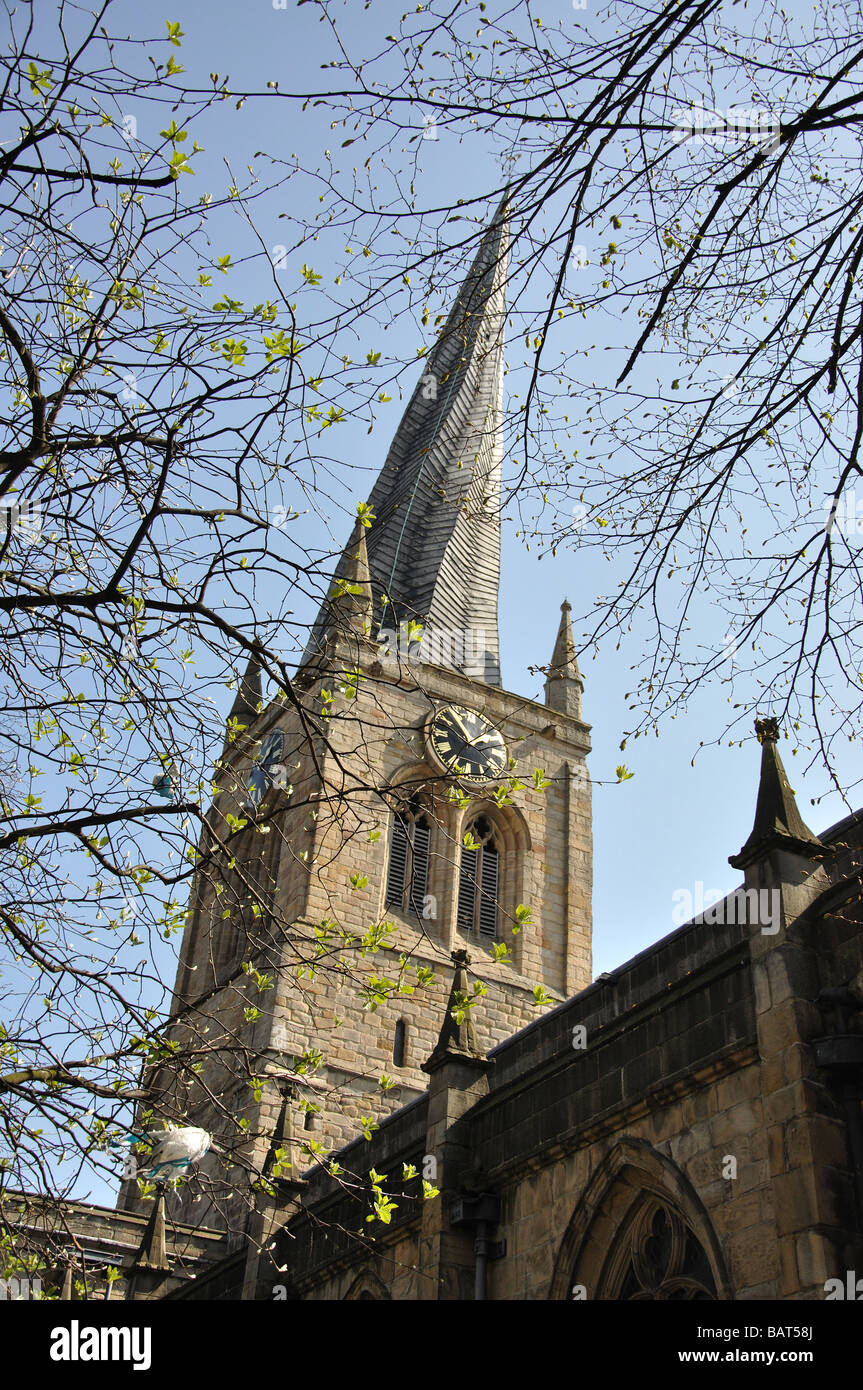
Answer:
xmin=614 ymin=1201 xmax=716 ymax=1301
xmin=456 ymin=815 xmax=499 ymax=939
xmin=385 ymin=796 xmax=431 ymax=916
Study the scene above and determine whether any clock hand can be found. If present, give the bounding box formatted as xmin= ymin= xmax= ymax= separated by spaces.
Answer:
xmin=444 ymin=711 xmax=472 ymax=745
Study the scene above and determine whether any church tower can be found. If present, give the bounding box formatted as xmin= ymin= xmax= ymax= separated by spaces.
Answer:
xmin=144 ymin=204 xmax=593 ymax=1231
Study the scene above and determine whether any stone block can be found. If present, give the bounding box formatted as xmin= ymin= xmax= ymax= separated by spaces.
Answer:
xmin=726 ymin=1222 xmax=781 ymax=1288
xmin=794 ymin=1229 xmax=832 ymax=1290
xmin=772 ymin=1167 xmax=822 ymax=1236
xmin=764 ymin=1083 xmax=801 ymax=1126
xmin=777 ymin=1230 xmax=800 ymax=1296
xmin=709 ymin=1099 xmax=761 ymax=1147
xmin=767 ymin=1124 xmax=786 ymax=1177
xmin=757 ymin=1000 xmax=806 ymax=1058
xmin=717 ymin=1188 xmax=767 ymax=1235
xmin=752 ymin=960 xmax=771 ymax=1014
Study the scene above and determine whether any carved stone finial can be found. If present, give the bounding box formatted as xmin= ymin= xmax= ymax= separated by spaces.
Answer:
xmin=755 ymin=716 xmax=780 ymax=745
xmin=451 ymin=949 xmax=471 ymax=968
xmin=561 ymin=598 xmax=571 ymax=614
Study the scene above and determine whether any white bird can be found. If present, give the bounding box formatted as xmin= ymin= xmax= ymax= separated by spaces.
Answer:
xmin=138 ymin=1125 xmax=211 ymax=1181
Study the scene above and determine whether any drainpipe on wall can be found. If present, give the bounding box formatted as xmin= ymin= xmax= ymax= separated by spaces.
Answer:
xmin=474 ymin=1220 xmax=491 ymax=1301
xmin=450 ymin=1191 xmax=506 ymax=1300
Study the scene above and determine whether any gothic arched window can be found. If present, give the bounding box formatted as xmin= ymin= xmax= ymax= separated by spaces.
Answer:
xmin=385 ymin=797 xmax=431 ymax=917
xmin=457 ymin=815 xmax=499 ymax=939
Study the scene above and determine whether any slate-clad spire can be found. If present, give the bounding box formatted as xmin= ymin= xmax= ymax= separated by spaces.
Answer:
xmin=729 ymin=717 xmax=824 ymax=870
xmin=545 ymin=599 xmax=584 ymax=718
xmin=303 ymin=198 xmax=509 ymax=685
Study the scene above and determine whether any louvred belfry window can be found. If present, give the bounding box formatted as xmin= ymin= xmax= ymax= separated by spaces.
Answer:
xmin=457 ymin=816 xmax=499 ymax=939
xmin=385 ymin=797 xmax=431 ymax=916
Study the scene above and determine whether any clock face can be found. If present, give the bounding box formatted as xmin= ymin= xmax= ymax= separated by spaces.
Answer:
xmin=246 ymin=728 xmax=285 ymax=809
xmin=426 ymin=704 xmax=507 ymax=782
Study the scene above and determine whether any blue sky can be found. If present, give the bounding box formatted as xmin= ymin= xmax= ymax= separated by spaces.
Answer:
xmin=90 ymin=0 xmax=858 ymax=979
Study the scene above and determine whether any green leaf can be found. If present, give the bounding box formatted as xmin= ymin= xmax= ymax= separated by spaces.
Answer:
xmin=26 ymin=62 xmax=54 ymax=97
xmin=168 ymin=149 xmax=194 ymax=178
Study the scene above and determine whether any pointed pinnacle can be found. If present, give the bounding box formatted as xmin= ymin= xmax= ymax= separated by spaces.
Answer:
xmin=730 ymin=718 xmax=824 ymax=869
xmin=332 ymin=518 xmax=374 ymax=629
xmin=131 ymin=1190 xmax=169 ymax=1272
xmin=545 ymin=599 xmax=584 ymax=717
xmin=548 ymin=599 xmax=581 ymax=681
xmin=421 ymin=949 xmax=489 ymax=1074
xmin=226 ymin=652 xmax=262 ymax=729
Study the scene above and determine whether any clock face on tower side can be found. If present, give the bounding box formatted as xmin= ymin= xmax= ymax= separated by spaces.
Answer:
xmin=246 ymin=728 xmax=285 ymax=810
xmin=425 ymin=703 xmax=507 ymax=782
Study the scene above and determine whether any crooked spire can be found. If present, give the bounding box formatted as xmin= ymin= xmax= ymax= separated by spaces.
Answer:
xmin=303 ymin=199 xmax=509 ymax=685
xmin=545 ymin=599 xmax=584 ymax=719
xmin=729 ymin=717 xmax=824 ymax=870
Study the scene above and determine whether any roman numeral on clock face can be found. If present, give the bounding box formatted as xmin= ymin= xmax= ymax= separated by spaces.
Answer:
xmin=426 ymin=703 xmax=507 ymax=781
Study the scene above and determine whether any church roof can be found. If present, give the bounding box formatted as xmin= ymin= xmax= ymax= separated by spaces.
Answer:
xmin=302 ymin=200 xmax=509 ymax=685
